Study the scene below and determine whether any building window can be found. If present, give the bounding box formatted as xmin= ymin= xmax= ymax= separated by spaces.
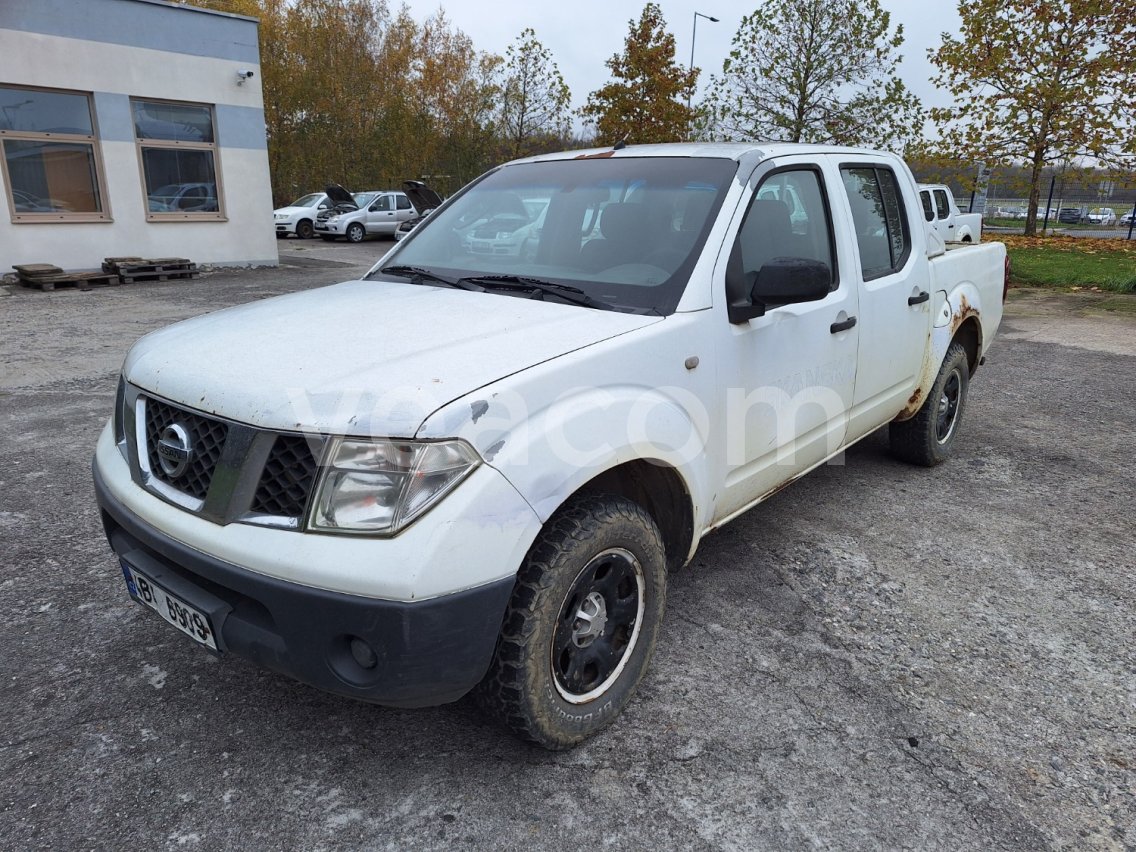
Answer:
xmin=132 ymin=99 xmax=224 ymax=220
xmin=0 ymin=85 xmax=110 ymax=222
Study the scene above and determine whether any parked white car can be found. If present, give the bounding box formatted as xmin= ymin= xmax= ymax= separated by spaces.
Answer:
xmin=315 ymin=185 xmax=415 ymax=242
xmin=918 ymin=184 xmax=982 ymax=242
xmin=393 ymin=180 xmax=444 ymax=242
xmin=273 ymin=192 xmax=331 ymax=239
xmin=1086 ymin=208 xmax=1116 ymax=226
xmin=95 ymin=143 xmax=1008 ymax=749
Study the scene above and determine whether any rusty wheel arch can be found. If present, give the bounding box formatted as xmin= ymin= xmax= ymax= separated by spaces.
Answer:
xmin=953 ymin=316 xmax=982 ymax=376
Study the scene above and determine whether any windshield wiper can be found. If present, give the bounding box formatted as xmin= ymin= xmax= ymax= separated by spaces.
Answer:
xmin=457 ymin=274 xmax=616 ymax=311
xmin=376 ymin=265 xmax=484 ymax=291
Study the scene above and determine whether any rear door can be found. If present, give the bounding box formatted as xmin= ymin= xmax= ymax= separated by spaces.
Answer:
xmin=394 ymin=193 xmax=414 ymax=227
xmin=933 ymin=188 xmax=954 ymax=240
xmin=838 ymin=159 xmax=933 ymax=441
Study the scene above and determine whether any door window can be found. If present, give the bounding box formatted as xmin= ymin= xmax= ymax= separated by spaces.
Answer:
xmin=734 ymin=168 xmax=837 ymax=297
xmin=920 ymin=190 xmax=934 ymax=222
xmin=840 ymin=166 xmax=910 ymax=279
xmin=396 ymin=194 xmax=411 ymax=210
xmin=372 ymin=195 xmax=392 ymax=212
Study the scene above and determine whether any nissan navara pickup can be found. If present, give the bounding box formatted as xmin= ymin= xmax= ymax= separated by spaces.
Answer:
xmin=94 ymin=143 xmax=1009 ymax=749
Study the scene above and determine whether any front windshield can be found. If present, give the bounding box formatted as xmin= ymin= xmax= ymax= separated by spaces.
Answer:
xmin=375 ymin=156 xmax=737 ymax=314
xmin=292 ymin=193 xmax=322 ymax=207
xmin=353 ymin=192 xmax=378 ymax=207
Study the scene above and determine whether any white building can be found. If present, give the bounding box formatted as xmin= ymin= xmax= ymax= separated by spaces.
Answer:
xmin=0 ymin=0 xmax=278 ymax=272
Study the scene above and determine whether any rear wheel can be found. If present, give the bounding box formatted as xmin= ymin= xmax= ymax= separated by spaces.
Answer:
xmin=889 ymin=341 xmax=970 ymax=466
xmin=346 ymin=222 xmax=366 ymax=243
xmin=475 ymin=494 xmax=667 ymax=750
xmin=296 ymin=219 xmax=314 ymax=240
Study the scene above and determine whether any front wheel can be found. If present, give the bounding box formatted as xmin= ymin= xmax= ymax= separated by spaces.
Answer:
xmin=889 ymin=340 xmax=970 ymax=466
xmin=346 ymin=222 xmax=366 ymax=243
xmin=295 ymin=219 xmax=314 ymax=240
xmin=475 ymin=494 xmax=667 ymax=750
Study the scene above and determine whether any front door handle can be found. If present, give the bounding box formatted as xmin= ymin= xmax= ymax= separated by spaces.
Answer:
xmin=908 ymin=291 xmax=930 ymax=306
xmin=830 ymin=316 xmax=857 ymax=334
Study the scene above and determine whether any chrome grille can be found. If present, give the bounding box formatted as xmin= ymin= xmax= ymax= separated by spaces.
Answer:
xmin=251 ymin=435 xmax=319 ymax=518
xmin=143 ymin=398 xmax=229 ymax=501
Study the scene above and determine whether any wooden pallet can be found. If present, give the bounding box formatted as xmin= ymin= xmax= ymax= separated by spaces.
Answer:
xmin=101 ymin=256 xmax=144 ymax=274
xmin=16 ymin=270 xmax=120 ymax=291
xmin=104 ymin=256 xmax=198 ymax=283
xmin=119 ymin=270 xmax=198 ymax=284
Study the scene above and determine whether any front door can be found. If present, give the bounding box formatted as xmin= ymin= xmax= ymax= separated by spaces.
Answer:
xmin=713 ymin=160 xmax=859 ymax=523
xmin=367 ymin=193 xmax=397 ymax=234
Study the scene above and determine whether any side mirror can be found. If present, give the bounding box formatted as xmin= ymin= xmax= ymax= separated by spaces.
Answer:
xmin=751 ymin=257 xmax=831 ymax=304
xmin=728 ymin=256 xmax=832 ymax=324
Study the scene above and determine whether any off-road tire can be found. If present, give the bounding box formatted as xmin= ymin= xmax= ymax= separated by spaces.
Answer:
xmin=296 ymin=219 xmax=314 ymax=240
xmin=889 ymin=340 xmax=970 ymax=466
xmin=475 ymin=494 xmax=667 ymax=750
xmin=346 ymin=222 xmax=366 ymax=243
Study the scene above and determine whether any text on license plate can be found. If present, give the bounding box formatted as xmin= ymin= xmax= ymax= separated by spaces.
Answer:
xmin=122 ymin=563 xmax=218 ymax=651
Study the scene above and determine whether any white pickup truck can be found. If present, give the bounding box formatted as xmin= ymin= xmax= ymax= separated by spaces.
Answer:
xmin=94 ymin=143 xmax=1008 ymax=749
xmin=918 ymin=183 xmax=983 ymax=243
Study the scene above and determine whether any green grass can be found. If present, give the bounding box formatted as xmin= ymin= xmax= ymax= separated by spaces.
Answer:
xmin=1002 ymin=236 xmax=1136 ymax=293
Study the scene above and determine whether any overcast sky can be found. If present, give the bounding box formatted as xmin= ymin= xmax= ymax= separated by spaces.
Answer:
xmin=398 ymin=0 xmax=964 ymax=116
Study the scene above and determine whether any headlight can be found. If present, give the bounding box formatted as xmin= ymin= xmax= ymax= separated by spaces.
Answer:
xmin=310 ymin=438 xmax=480 ymax=535
xmin=273 ymin=213 xmax=286 ymax=220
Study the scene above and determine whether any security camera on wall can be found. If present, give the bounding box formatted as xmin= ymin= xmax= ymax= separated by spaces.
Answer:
xmin=236 ymin=69 xmax=255 ymax=84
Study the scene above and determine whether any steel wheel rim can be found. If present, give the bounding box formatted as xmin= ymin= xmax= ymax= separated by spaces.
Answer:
xmin=552 ymin=547 xmax=645 ymax=704
xmin=936 ymin=369 xmax=962 ymax=443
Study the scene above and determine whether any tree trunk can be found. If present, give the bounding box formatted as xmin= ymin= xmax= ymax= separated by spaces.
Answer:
xmin=1023 ymin=145 xmax=1047 ymax=237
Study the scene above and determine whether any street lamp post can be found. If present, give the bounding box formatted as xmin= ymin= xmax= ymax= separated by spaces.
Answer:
xmin=688 ymin=11 xmax=719 ymax=112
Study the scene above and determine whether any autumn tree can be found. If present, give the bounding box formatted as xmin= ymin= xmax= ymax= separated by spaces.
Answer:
xmin=498 ymin=28 xmax=572 ymax=158
xmin=929 ymin=0 xmax=1136 ymax=235
xmin=185 ymin=0 xmax=507 ymax=204
xmin=702 ymin=0 xmax=920 ymax=148
xmin=580 ymin=3 xmax=698 ymax=145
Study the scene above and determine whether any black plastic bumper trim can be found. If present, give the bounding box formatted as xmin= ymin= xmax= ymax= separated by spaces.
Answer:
xmin=94 ymin=462 xmax=514 ymax=708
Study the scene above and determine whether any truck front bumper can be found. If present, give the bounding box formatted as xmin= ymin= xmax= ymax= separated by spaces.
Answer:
xmin=94 ymin=464 xmax=516 ymax=709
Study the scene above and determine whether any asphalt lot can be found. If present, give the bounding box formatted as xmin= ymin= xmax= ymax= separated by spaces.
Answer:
xmin=1 ymin=243 xmax=1134 ymax=850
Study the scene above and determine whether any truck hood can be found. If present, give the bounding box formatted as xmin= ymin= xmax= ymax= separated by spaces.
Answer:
xmin=124 ymin=279 xmax=661 ymax=436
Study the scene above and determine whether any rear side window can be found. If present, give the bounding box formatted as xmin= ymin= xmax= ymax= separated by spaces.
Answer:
xmin=396 ymin=195 xmax=411 ymax=210
xmin=920 ymin=190 xmax=934 ymax=222
xmin=934 ymin=189 xmax=950 ymax=219
xmin=840 ymin=166 xmax=911 ymax=280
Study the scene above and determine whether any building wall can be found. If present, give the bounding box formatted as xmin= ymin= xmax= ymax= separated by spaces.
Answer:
xmin=0 ymin=0 xmax=278 ymax=271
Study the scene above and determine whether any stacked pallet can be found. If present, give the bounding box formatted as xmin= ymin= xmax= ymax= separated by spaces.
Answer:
xmin=102 ymin=256 xmax=198 ymax=283
xmin=13 ymin=264 xmax=119 ymax=291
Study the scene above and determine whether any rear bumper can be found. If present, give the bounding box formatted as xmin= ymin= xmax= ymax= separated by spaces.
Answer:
xmin=94 ymin=464 xmax=514 ymax=708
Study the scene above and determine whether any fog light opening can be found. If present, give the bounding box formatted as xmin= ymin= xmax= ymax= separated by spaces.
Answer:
xmin=349 ymin=636 xmax=378 ymax=670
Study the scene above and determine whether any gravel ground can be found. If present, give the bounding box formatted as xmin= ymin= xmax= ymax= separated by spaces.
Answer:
xmin=1 ymin=248 xmax=1133 ymax=851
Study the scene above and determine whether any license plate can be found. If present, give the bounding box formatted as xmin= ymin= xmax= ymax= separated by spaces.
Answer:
xmin=122 ymin=563 xmax=218 ymax=651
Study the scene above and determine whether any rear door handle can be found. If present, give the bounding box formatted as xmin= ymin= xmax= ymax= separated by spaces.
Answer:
xmin=908 ymin=291 xmax=930 ymax=305
xmin=830 ymin=316 xmax=857 ymax=334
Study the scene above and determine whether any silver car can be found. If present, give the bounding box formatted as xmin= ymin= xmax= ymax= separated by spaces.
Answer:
xmin=314 ymin=184 xmax=415 ymax=242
